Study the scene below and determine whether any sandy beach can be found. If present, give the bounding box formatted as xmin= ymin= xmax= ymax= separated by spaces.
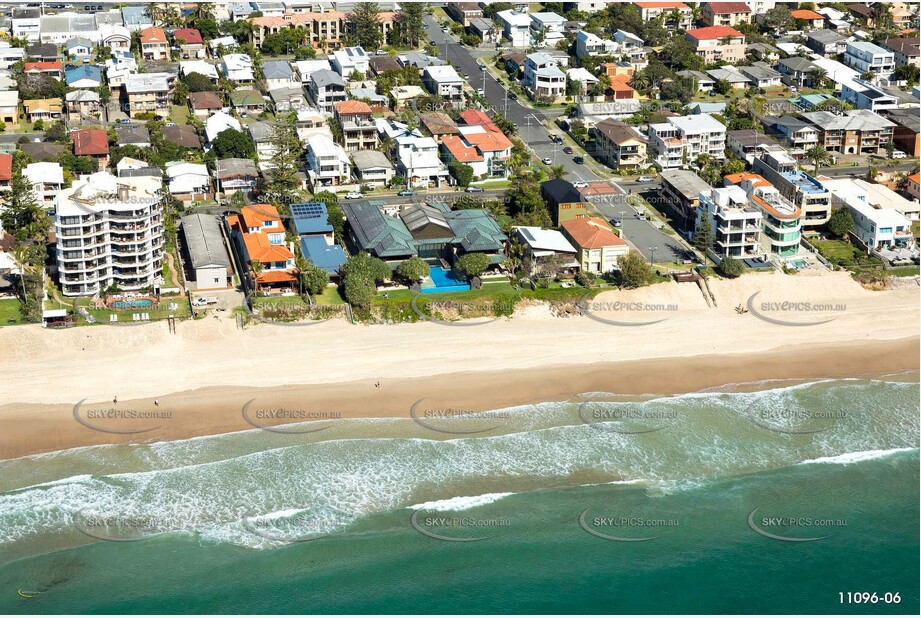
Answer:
xmin=1 ymin=270 xmax=918 ymax=459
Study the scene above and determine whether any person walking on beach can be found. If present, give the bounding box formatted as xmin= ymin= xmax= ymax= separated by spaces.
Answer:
xmin=113 ymin=396 xmax=118 ymax=404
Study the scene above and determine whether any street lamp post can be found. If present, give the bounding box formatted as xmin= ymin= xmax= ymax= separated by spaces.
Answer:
xmin=649 ymin=246 xmax=658 ymax=264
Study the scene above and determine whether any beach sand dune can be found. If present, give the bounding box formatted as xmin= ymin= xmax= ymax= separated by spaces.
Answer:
xmin=0 ymin=271 xmax=917 ymax=458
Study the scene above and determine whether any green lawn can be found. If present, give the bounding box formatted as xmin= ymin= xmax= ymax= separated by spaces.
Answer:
xmin=812 ymin=239 xmax=883 ymax=270
xmin=314 ymin=286 xmax=346 ymax=305
xmin=168 ymin=105 xmax=190 ymax=126
xmin=912 ymin=221 xmax=920 ymax=239
xmin=44 ymin=295 xmax=191 ymax=325
xmin=254 ymin=295 xmax=307 ymax=306
xmin=0 ymin=298 xmax=22 ymax=326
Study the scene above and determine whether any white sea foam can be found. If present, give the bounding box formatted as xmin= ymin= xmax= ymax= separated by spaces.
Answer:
xmin=799 ymin=447 xmax=918 ymax=466
xmin=409 ymin=492 xmax=516 ymax=512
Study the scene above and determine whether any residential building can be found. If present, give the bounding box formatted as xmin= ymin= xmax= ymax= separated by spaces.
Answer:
xmin=906 ymin=173 xmax=920 ymax=201
xmin=181 ymin=60 xmax=220 ymax=82
xmin=262 ymin=60 xmax=297 ymax=90
xmin=38 ymin=12 xmax=100 ymax=45
xmin=188 ymin=91 xmax=224 ymax=118
xmin=739 ymin=64 xmax=782 ymax=89
xmin=65 ymin=89 xmax=100 ymax=121
xmin=54 ymin=172 xmax=164 ymax=296
xmin=840 ymin=78 xmax=899 ymax=112
xmin=541 ymin=179 xmax=590 ymax=225
xmin=707 ymin=66 xmax=750 ymax=90
xmin=305 ymin=134 xmax=351 ymax=190
xmin=99 ymin=24 xmax=131 ymax=53
xmin=647 ymin=113 xmax=727 ymax=170
xmin=514 ymin=226 xmax=578 ymax=272
xmin=560 ymin=217 xmax=628 ymax=273
xmin=139 ymin=27 xmax=169 ymax=61
xmin=249 ymin=11 xmax=346 ymax=49
xmin=496 ymin=10 xmax=532 ymax=47
xmin=806 ymin=30 xmax=847 ymax=57
xmin=24 ymin=60 xmax=63 ymax=80
xmin=269 ymin=86 xmax=308 ymax=113
xmin=166 ymin=162 xmax=211 ymax=201
xmin=25 ymin=43 xmax=58 ymax=62
xmin=124 ymin=73 xmax=171 ymax=119
xmin=0 ymin=155 xmax=10 ymax=193
xmin=179 ymin=214 xmax=231 ymax=290
xmin=880 ymin=37 xmax=920 ymax=70
xmin=121 ymin=5 xmax=153 ymax=32
xmin=395 ymin=136 xmax=450 ymax=188
xmin=469 ymin=18 xmax=499 ymax=45
xmin=23 ymin=98 xmax=63 ymax=124
xmin=776 ymin=56 xmax=819 ymax=88
xmin=0 ymin=90 xmax=15 ymax=129
xmin=677 ymin=69 xmax=715 ymax=92
xmin=308 ymin=69 xmax=347 ymax=113
xmin=422 ymin=65 xmax=465 ymax=104
xmin=71 ymin=129 xmax=109 ymax=170
xmin=12 ymin=8 xmax=42 ymax=42
xmin=801 ymin=109 xmax=895 ymax=156
xmin=660 ymin=169 xmax=712 ymax=232
xmin=64 ymin=65 xmax=101 ymax=88
xmin=441 ymin=110 xmax=513 ymax=180
xmin=727 ymin=129 xmax=783 ymax=165
xmin=20 ymin=142 xmax=64 ymax=162
xmin=701 ymin=2 xmax=752 ymax=27
xmin=725 ymin=173 xmax=803 ymax=257
xmin=228 ymin=204 xmax=296 ymax=292
xmin=333 ymin=100 xmax=378 ymax=152
xmin=230 ymin=89 xmax=266 ymax=115
xmin=295 ymin=108 xmax=332 ymax=142
xmin=592 ymin=119 xmax=648 ymax=171
xmin=764 ymin=115 xmax=821 ymax=153
xmin=23 ymin=161 xmax=64 ymax=205
xmin=291 ymin=202 xmax=347 ymax=277
xmin=294 ymin=59 xmax=333 ymax=85
xmin=825 ymin=179 xmax=915 ymax=250
xmin=116 ymin=157 xmax=162 ymax=181
xmin=329 ymin=46 xmax=370 ymax=77
xmin=747 ymin=42 xmax=781 ymax=62
xmin=214 ymin=158 xmax=259 ymax=195
xmin=575 ymin=31 xmax=618 ymax=59
xmin=447 ymin=2 xmax=483 ymax=27
xmin=632 ymin=2 xmax=693 ymax=30
xmin=114 ymin=125 xmax=151 ymax=148
xmin=246 ymin=121 xmax=278 ymax=166
xmin=173 ymin=28 xmax=205 ymax=59
xmin=697 ymin=185 xmax=763 ymax=258
xmin=64 ymin=37 xmax=93 ymax=62
xmin=885 ymin=108 xmax=921 ymax=157
xmin=790 ymin=9 xmax=825 ymax=29
xmin=163 ymin=125 xmax=202 ymax=150
xmin=843 ymin=41 xmax=896 ymax=83
xmin=685 ymin=26 xmax=746 ymax=64
xmin=753 ymin=150 xmax=831 ymax=227
xmin=222 ymin=54 xmax=255 ymax=83
xmin=523 ymin=52 xmax=566 ymax=100
xmin=351 ymin=150 xmax=395 ymax=188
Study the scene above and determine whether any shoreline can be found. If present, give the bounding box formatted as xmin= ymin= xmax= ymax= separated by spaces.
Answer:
xmin=2 ymin=336 xmax=917 ymax=460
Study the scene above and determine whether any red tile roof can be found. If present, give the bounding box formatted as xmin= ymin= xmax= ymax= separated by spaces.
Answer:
xmin=0 ymin=154 xmax=12 ymax=182
xmin=334 ymin=100 xmax=373 ymax=115
xmin=188 ymin=91 xmax=223 ymax=109
xmin=173 ymin=28 xmax=203 ymax=45
xmin=442 ymin=135 xmax=483 ymax=162
xmin=561 ymin=217 xmax=626 ymax=249
xmin=791 ymin=9 xmax=824 ymax=20
xmin=908 ymin=172 xmax=920 ymax=185
xmin=724 ymin=172 xmax=771 ymax=187
xmin=706 ymin=2 xmax=751 ymax=14
xmin=71 ymin=129 xmax=109 ymax=156
xmin=24 ymin=61 xmax=62 ymax=72
xmin=686 ymin=25 xmax=744 ymax=40
xmin=140 ymin=27 xmax=167 ymax=44
xmin=239 ymin=204 xmax=282 ymax=231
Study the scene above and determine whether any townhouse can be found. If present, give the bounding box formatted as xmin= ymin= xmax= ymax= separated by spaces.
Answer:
xmin=304 ymin=134 xmax=352 ymax=190
xmin=308 ymin=69 xmax=347 ymax=113
xmin=139 ymin=27 xmax=169 ymax=62
xmin=124 ymin=73 xmax=172 ymax=119
xmin=647 ymin=113 xmax=727 ymax=170
xmin=228 ymin=204 xmax=297 ymax=292
xmin=54 ymin=172 xmax=164 ymax=297
xmin=591 ymin=119 xmax=648 ymax=171
xmin=685 ymin=26 xmax=746 ymax=64
xmin=801 ymin=109 xmax=895 ymax=156
xmin=632 ymin=2 xmax=693 ymax=31
xmin=726 ymin=129 xmax=783 ymax=165
xmin=575 ymin=31 xmax=618 ymax=59
xmin=333 ymin=100 xmax=378 ymax=152
xmin=701 ymin=2 xmax=752 ymax=27
xmin=423 ymin=65 xmax=465 ymax=104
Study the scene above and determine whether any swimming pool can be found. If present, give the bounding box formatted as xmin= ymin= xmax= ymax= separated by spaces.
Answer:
xmin=787 ymin=259 xmax=807 ymax=270
xmin=112 ymin=299 xmax=155 ymax=309
xmin=421 ymin=266 xmax=471 ymax=293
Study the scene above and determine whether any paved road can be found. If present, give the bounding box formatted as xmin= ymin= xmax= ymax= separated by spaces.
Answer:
xmin=817 ymin=163 xmax=917 ymax=177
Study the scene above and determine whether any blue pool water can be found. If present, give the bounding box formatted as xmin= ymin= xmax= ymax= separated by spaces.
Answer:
xmin=112 ymin=299 xmax=154 ymax=309
xmin=788 ymin=259 xmax=807 ymax=269
xmin=422 ymin=266 xmax=470 ymax=293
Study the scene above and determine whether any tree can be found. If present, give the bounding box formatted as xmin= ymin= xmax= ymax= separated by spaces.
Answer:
xmin=341 ymin=252 xmax=391 ymax=285
xmin=455 ymin=252 xmax=490 ymax=278
xmin=350 ymin=2 xmax=383 ymax=50
xmin=762 ymin=5 xmax=793 ymax=34
xmin=343 ymin=275 xmax=375 ymax=307
xmin=0 ymin=160 xmax=44 ymax=238
xmin=313 ymin=191 xmax=345 ymax=240
xmin=827 ymin=207 xmax=855 ymax=238
xmin=448 ymin=160 xmax=474 ymax=187
xmin=617 ymin=251 xmax=653 ymax=288
xmin=714 ymin=79 xmax=732 ymax=95
xmin=722 ymin=157 xmax=746 ymax=176
xmin=395 ymin=2 xmax=425 ymax=48
xmin=893 ymin=63 xmax=920 ymax=85
xmin=506 ymin=175 xmax=552 ymax=227
xmin=396 ymin=256 xmax=429 ymax=283
xmin=804 ymin=144 xmax=831 ymax=175
xmin=298 ymin=258 xmax=330 ymax=296
xmin=717 ymin=255 xmax=743 ymax=278
xmin=549 ymin=165 xmax=567 ymax=180
xmin=184 ymin=72 xmax=217 ymax=92
xmin=210 ymin=128 xmax=256 ymax=159
xmin=692 ymin=215 xmax=714 ymax=253
xmin=265 ymin=116 xmax=304 ymax=201
xmin=810 ymin=67 xmax=828 ymax=89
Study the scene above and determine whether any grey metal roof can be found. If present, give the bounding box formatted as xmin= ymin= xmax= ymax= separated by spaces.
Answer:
xmin=115 ymin=125 xmax=151 ymax=144
xmin=801 ymin=110 xmax=896 ymax=131
xmin=181 ymin=214 xmax=231 ymax=269
xmin=215 ymin=158 xmax=258 ymax=179
xmin=311 ymin=69 xmax=345 ymax=88
xmin=262 ymin=60 xmax=294 ymax=80
xmin=885 ymin=108 xmax=921 ymax=133
xmin=351 ymin=149 xmax=394 ymax=171
xmin=807 ymin=29 xmax=844 ymax=44
xmin=777 ymin=56 xmax=816 ymax=72
xmin=660 ymin=170 xmax=711 ymax=200
xmin=400 ymin=202 xmax=452 ymax=235
xmin=342 ymin=200 xmax=417 ymax=258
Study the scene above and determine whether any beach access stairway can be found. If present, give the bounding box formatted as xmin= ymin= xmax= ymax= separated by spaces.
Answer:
xmin=672 ymin=271 xmax=716 ymax=308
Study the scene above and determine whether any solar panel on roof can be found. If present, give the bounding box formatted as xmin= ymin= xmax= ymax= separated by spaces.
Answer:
xmin=290 ymin=202 xmax=324 ymax=218
xmin=521 ymin=229 xmax=535 ymax=241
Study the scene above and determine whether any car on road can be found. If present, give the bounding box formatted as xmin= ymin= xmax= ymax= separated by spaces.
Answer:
xmin=637 ymin=176 xmax=655 ymax=182
xmin=463 ymin=73 xmax=470 ymax=79
xmin=376 ymin=49 xmax=387 ymax=55
xmin=508 ymin=92 xmax=518 ymax=100
xmin=344 ymin=192 xmax=363 ymax=199
xmin=441 ymin=27 xmax=449 ymax=33
xmin=573 ymin=181 xmax=588 ymax=189
xmin=192 ymin=297 xmax=218 ymax=307
xmin=611 ymin=218 xmax=622 ymax=227
xmin=465 ymin=186 xmax=485 ymax=193
xmin=476 ymin=87 xmax=484 ymax=95
xmin=541 ymin=157 xmax=553 ymax=165
xmin=397 ymin=189 xmax=415 ymax=196
xmin=563 ymin=146 xmax=574 ymax=154
xmin=892 ymin=150 xmax=907 ymax=159
xmin=165 ymin=122 xmax=177 ymax=127
xmin=117 ymin=118 xmax=131 ymax=125
xmin=635 ymin=211 xmax=648 ymax=220
xmin=573 ymin=156 xmax=584 ymax=164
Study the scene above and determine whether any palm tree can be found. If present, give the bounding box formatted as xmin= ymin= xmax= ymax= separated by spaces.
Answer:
xmin=549 ymin=165 xmax=567 ymax=179
xmin=294 ymin=255 xmax=309 ymax=296
xmin=804 ymin=144 xmax=831 ymax=176
xmin=810 ymin=67 xmax=828 ymax=89
xmin=11 ymin=245 xmax=32 ymax=303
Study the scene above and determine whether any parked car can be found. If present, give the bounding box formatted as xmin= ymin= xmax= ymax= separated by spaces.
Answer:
xmin=611 ymin=218 xmax=622 ymax=227
xmin=635 ymin=211 xmax=648 ymax=220
xmin=192 ymin=297 xmax=218 ymax=307
xmin=165 ymin=122 xmax=177 ymax=127
xmin=892 ymin=150 xmax=907 ymax=159
xmin=476 ymin=87 xmax=484 ymax=95
xmin=397 ymin=189 xmax=415 ymax=196
xmin=563 ymin=146 xmax=574 ymax=154
xmin=466 ymin=186 xmax=485 ymax=193
xmin=508 ymin=92 xmax=518 ymax=100
xmin=637 ymin=175 xmax=655 ymax=182
xmin=116 ymin=118 xmax=131 ymax=125
xmin=541 ymin=157 xmax=553 ymax=165
xmin=344 ymin=192 xmax=363 ymax=199
xmin=376 ymin=49 xmax=387 ymax=55
xmin=573 ymin=181 xmax=588 ymax=188
xmin=573 ymin=156 xmax=584 ymax=164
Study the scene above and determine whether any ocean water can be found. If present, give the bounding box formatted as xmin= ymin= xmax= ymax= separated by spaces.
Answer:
xmin=0 ymin=378 xmax=918 ymax=614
